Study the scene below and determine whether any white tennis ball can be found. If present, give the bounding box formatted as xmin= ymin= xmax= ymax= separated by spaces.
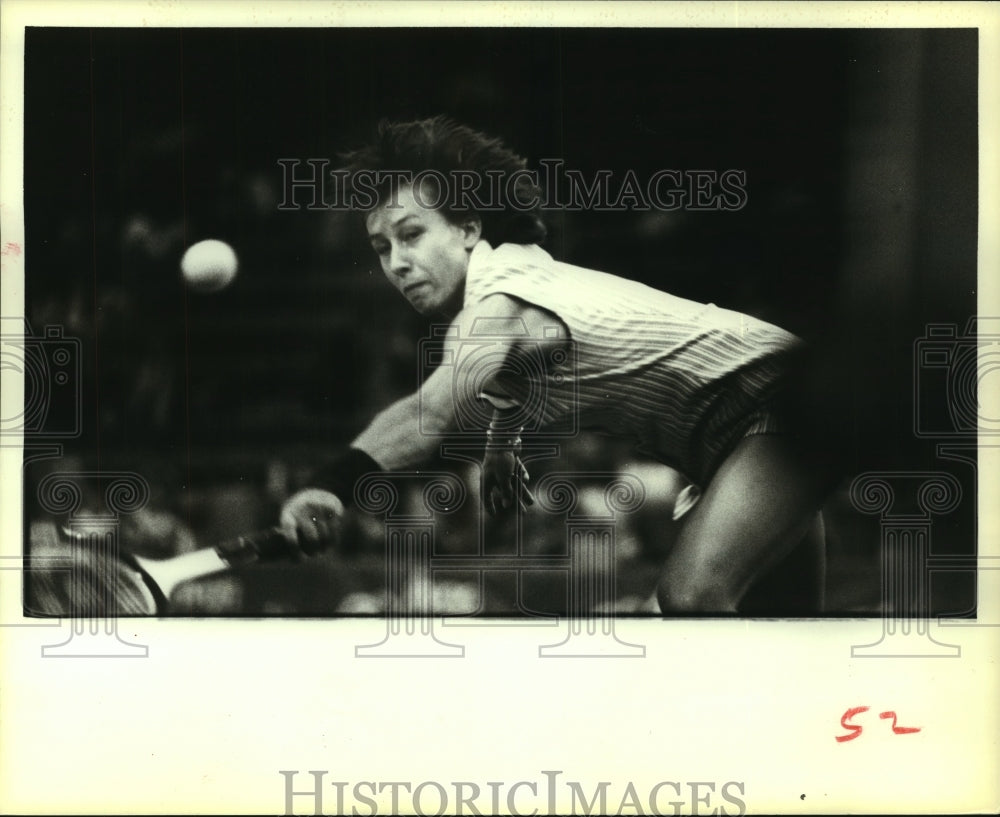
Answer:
xmin=180 ymin=239 xmax=238 ymax=292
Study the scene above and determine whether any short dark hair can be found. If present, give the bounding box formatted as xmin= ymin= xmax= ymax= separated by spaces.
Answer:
xmin=340 ymin=116 xmax=547 ymax=245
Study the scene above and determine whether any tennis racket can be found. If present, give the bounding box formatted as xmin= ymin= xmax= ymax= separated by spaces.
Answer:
xmin=28 ymin=526 xmax=296 ymax=616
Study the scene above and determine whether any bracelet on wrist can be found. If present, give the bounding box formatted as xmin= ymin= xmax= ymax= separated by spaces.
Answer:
xmin=485 ymin=425 xmax=524 ymax=451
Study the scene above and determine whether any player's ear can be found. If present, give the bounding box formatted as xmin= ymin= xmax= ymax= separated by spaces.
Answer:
xmin=459 ymin=215 xmax=482 ymax=248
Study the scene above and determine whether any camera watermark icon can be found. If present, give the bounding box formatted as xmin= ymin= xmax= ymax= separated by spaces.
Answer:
xmin=1 ymin=318 xmax=81 ymax=439
xmin=352 ymin=469 xmax=646 ymax=659
xmin=912 ymin=316 xmax=1000 ymax=631
xmin=848 ymin=317 xmax=1000 ymax=655
xmin=913 ymin=317 xmax=1000 ymax=438
xmin=418 ymin=319 xmax=578 ymax=438
xmin=2 ymin=317 xmax=84 ymax=637
xmin=30 ymin=471 xmax=151 ymax=658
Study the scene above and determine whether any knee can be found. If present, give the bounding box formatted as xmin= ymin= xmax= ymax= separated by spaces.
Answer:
xmin=656 ymin=573 xmax=738 ymax=614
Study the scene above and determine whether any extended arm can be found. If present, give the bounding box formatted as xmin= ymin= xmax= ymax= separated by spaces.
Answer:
xmin=277 ymin=338 xmax=461 ymax=549
xmin=353 ymin=293 xmax=567 ymax=469
xmin=281 ymin=294 xmax=565 ymax=548
xmin=350 ymin=365 xmax=455 ymax=470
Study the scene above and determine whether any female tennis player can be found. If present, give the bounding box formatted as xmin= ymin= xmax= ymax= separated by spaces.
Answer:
xmin=280 ymin=117 xmax=831 ymax=613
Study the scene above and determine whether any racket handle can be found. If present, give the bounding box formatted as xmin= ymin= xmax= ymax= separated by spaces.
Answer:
xmin=214 ymin=526 xmax=295 ymax=566
xmin=131 ymin=527 xmax=296 ymax=605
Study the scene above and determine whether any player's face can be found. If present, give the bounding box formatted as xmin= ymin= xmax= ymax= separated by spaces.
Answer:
xmin=366 ymin=182 xmax=481 ymax=317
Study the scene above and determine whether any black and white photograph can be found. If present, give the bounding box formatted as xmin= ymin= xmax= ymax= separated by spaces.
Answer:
xmin=14 ymin=23 xmax=982 ymax=619
xmin=1 ymin=2 xmax=998 ymax=815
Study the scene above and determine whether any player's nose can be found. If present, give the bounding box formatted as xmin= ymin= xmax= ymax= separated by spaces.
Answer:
xmin=388 ymin=243 xmax=410 ymax=276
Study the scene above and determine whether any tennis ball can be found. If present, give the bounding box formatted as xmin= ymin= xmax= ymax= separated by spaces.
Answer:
xmin=180 ymin=239 xmax=238 ymax=292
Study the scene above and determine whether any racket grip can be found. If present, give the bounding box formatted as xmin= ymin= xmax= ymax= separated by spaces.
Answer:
xmin=214 ymin=526 xmax=295 ymax=566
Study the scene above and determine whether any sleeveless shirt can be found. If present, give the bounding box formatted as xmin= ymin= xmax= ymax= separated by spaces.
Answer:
xmin=462 ymin=240 xmax=802 ymax=483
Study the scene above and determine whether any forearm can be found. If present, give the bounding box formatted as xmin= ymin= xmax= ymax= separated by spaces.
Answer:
xmin=351 ymin=391 xmax=451 ymax=470
xmin=282 ymin=393 xmax=443 ymax=552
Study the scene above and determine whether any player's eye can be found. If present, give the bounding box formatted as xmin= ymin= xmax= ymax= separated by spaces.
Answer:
xmin=400 ymin=228 xmax=423 ymax=243
xmin=370 ymin=241 xmax=389 ymax=256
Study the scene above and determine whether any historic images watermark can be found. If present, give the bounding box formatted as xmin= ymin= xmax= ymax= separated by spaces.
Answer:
xmin=2 ymin=318 xmax=154 ymax=655
xmin=849 ymin=317 xmax=1000 ymax=657
xmin=352 ymin=316 xmax=646 ymax=658
xmin=350 ymin=468 xmax=648 ymax=658
xmin=0 ymin=317 xmax=81 ymax=440
xmin=279 ymin=770 xmax=748 ymax=816
xmin=276 ymin=161 xmax=749 ymax=213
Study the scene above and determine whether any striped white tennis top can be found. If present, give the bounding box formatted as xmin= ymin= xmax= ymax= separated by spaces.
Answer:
xmin=463 ymin=240 xmax=803 ymax=483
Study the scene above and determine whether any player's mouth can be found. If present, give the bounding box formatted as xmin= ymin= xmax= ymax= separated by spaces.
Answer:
xmin=403 ymin=282 xmax=429 ymax=296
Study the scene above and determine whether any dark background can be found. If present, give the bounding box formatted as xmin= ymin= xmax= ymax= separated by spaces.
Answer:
xmin=21 ymin=28 xmax=979 ymax=615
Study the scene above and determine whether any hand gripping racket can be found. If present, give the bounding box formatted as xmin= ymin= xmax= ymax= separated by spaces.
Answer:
xmin=29 ymin=526 xmax=296 ymax=616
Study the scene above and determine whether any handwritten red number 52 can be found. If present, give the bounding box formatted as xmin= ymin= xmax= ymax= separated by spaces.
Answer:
xmin=836 ymin=707 xmax=921 ymax=742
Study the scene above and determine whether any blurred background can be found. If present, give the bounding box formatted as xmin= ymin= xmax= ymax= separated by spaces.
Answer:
xmin=21 ymin=27 xmax=978 ymax=616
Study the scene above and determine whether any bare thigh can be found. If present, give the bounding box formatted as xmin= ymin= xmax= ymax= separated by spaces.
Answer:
xmin=656 ymin=434 xmax=827 ymax=613
xmin=739 ymin=511 xmax=826 ymax=614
